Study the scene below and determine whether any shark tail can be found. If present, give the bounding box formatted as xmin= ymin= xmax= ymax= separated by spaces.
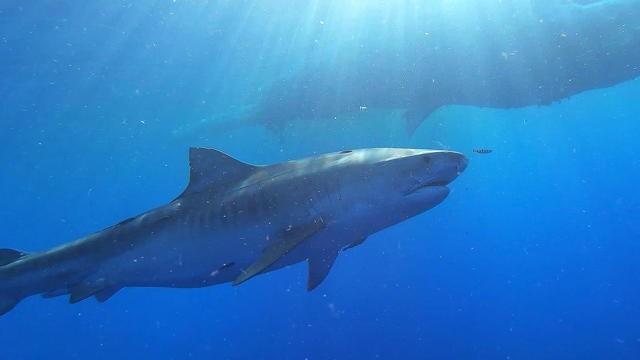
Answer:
xmin=403 ymin=104 xmax=442 ymax=136
xmin=0 ymin=246 xmax=124 ymax=316
xmin=0 ymin=248 xmax=30 ymax=316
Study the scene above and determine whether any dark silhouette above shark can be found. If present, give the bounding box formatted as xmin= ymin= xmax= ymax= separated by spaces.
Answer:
xmin=218 ymin=0 xmax=640 ymax=135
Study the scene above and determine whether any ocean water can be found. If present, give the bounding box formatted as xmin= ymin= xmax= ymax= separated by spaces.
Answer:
xmin=1 ymin=1 xmax=640 ymax=359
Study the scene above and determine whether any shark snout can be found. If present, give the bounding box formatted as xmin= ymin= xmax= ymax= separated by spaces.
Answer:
xmin=452 ymin=152 xmax=468 ymax=174
xmin=424 ymin=151 xmax=468 ymax=186
xmin=404 ymin=150 xmax=467 ymax=195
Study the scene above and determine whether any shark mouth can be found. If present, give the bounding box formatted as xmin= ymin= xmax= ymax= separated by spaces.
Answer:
xmin=404 ymin=181 xmax=450 ymax=196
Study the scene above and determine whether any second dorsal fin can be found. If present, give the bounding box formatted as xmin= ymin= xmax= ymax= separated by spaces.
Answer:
xmin=181 ymin=147 xmax=258 ymax=196
xmin=0 ymin=248 xmax=29 ymax=267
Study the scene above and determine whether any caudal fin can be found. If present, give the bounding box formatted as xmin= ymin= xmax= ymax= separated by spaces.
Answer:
xmin=403 ymin=104 xmax=442 ymax=136
xmin=0 ymin=248 xmax=30 ymax=316
xmin=0 ymin=246 xmax=124 ymax=317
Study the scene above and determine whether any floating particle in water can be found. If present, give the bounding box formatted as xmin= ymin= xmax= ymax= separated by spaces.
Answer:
xmin=210 ymin=262 xmax=234 ymax=277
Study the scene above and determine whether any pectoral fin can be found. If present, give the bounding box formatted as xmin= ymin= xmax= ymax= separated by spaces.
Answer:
xmin=307 ymin=249 xmax=339 ymax=291
xmin=343 ymin=236 xmax=368 ymax=250
xmin=233 ymin=218 xmax=325 ymax=286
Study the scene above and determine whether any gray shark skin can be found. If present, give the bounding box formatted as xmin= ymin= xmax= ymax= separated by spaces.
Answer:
xmin=221 ymin=0 xmax=640 ymax=135
xmin=0 ymin=147 xmax=467 ymax=316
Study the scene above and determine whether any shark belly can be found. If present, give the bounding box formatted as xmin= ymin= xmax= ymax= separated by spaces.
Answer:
xmin=86 ymin=209 xmax=279 ymax=289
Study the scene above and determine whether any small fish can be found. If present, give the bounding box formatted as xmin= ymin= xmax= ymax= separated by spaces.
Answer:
xmin=473 ymin=148 xmax=493 ymax=154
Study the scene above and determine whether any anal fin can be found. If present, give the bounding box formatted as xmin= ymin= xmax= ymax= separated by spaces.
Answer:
xmin=68 ymin=280 xmax=111 ymax=304
xmin=233 ymin=217 xmax=325 ymax=286
xmin=44 ymin=285 xmax=119 ymax=303
xmin=94 ymin=287 xmax=120 ymax=303
xmin=69 ymin=285 xmax=98 ymax=304
xmin=42 ymin=288 xmax=69 ymax=299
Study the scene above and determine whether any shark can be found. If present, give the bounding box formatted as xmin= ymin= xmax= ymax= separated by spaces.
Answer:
xmin=0 ymin=147 xmax=467 ymax=316
xmin=206 ymin=0 xmax=640 ymax=136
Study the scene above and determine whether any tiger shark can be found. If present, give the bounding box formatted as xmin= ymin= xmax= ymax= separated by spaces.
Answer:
xmin=0 ymin=147 xmax=467 ymax=316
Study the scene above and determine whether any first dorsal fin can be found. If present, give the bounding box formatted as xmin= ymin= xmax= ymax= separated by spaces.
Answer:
xmin=181 ymin=147 xmax=258 ymax=196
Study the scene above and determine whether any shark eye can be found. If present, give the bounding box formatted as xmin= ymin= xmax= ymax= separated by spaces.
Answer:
xmin=339 ymin=150 xmax=353 ymax=154
xmin=422 ymin=156 xmax=432 ymax=165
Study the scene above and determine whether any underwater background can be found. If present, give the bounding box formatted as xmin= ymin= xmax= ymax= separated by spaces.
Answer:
xmin=1 ymin=0 xmax=639 ymax=359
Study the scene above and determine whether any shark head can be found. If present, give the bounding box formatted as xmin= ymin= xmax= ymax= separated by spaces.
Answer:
xmin=377 ymin=149 xmax=467 ymax=213
xmin=326 ymin=148 xmax=467 ymax=234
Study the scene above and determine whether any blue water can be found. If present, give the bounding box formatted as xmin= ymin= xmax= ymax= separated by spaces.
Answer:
xmin=1 ymin=1 xmax=640 ymax=359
